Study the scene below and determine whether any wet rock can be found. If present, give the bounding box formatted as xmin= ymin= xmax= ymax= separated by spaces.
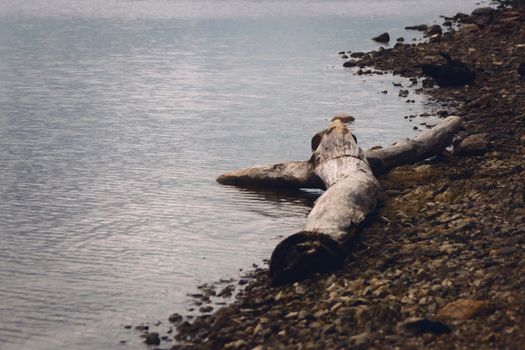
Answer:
xmin=418 ymin=52 xmax=475 ymax=87
xmin=397 ymin=317 xmax=451 ymax=335
xmin=218 ymin=285 xmax=235 ymax=298
xmin=405 ymin=24 xmax=428 ymax=31
xmin=472 ymin=7 xmax=494 ymax=16
xmin=199 ymin=306 xmax=213 ymax=313
xmin=396 ymin=37 xmax=405 ymax=42
xmin=422 ymin=78 xmax=434 ymax=88
xmin=437 ymin=299 xmax=492 ymax=320
xmin=426 ymin=25 xmax=443 ymax=36
xmin=455 ymin=133 xmax=489 ymax=156
xmin=350 ymin=52 xmax=366 ymax=58
xmin=169 ymin=313 xmax=183 ymax=324
xmin=453 ymin=12 xmax=470 ymax=21
xmin=373 ymin=32 xmax=390 ymax=44
xmin=330 ymin=113 xmax=355 ymax=123
xmin=343 ymin=60 xmax=358 ymax=68
xmin=144 ymin=332 xmax=160 ymax=346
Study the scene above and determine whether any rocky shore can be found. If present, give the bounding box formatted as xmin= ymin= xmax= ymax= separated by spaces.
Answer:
xmin=145 ymin=2 xmax=525 ymax=349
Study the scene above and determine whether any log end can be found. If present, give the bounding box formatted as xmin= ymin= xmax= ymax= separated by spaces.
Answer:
xmin=268 ymin=231 xmax=344 ymax=286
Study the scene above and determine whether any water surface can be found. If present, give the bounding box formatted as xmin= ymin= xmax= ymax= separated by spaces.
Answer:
xmin=0 ymin=0 xmax=483 ymax=348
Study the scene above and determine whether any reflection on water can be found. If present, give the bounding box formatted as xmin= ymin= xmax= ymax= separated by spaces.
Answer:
xmin=0 ymin=0 xmax=482 ymax=349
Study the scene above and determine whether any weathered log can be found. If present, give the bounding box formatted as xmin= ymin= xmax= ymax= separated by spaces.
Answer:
xmin=269 ymin=121 xmax=380 ymax=285
xmin=217 ymin=161 xmax=324 ymax=189
xmin=217 ymin=116 xmax=462 ymax=286
xmin=366 ymin=115 xmax=462 ymax=174
xmin=217 ymin=116 xmax=462 ymax=188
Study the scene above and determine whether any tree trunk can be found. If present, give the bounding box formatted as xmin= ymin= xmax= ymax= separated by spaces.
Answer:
xmin=268 ymin=120 xmax=381 ymax=285
xmin=217 ymin=116 xmax=462 ymax=189
xmin=216 ymin=116 xmax=462 ymax=285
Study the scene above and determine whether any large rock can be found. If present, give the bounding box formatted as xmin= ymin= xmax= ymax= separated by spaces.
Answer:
xmin=373 ymin=32 xmax=390 ymax=44
xmin=343 ymin=60 xmax=358 ymax=68
xmin=330 ymin=113 xmax=355 ymax=123
xmin=455 ymin=133 xmax=490 ymax=156
xmin=472 ymin=7 xmax=494 ymax=16
xmin=419 ymin=52 xmax=476 ymax=87
xmin=144 ymin=332 xmax=160 ymax=346
xmin=426 ymin=25 xmax=442 ymax=36
xmin=397 ymin=317 xmax=451 ymax=335
xmin=437 ymin=299 xmax=492 ymax=320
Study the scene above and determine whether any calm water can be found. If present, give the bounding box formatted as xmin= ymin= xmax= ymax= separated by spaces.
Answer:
xmin=0 ymin=0 xmax=482 ymax=348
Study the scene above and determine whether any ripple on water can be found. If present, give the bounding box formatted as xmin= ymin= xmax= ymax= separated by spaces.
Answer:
xmin=0 ymin=0 xmax=482 ymax=348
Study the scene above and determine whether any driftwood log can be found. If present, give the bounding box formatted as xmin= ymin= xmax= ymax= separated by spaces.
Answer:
xmin=218 ymin=116 xmax=462 ymax=285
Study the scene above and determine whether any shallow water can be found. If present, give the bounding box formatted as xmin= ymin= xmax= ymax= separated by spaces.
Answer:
xmin=0 ymin=0 xmax=483 ymax=348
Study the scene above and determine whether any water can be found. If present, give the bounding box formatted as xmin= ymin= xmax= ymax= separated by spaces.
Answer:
xmin=0 ymin=0 xmax=483 ymax=348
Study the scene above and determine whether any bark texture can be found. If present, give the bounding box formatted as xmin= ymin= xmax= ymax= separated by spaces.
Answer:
xmin=216 ymin=116 xmax=462 ymax=285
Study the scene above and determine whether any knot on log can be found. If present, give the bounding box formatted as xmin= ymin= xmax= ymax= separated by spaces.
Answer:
xmin=269 ymin=232 xmax=344 ymax=286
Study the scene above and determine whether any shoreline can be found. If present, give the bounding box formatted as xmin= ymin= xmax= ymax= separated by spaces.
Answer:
xmin=161 ymin=2 xmax=524 ymax=349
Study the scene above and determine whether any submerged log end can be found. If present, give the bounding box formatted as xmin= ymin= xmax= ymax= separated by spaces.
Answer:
xmin=216 ymin=161 xmax=323 ymax=189
xmin=268 ymin=231 xmax=344 ymax=286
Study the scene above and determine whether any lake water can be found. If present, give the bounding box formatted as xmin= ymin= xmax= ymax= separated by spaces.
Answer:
xmin=0 ymin=0 xmax=482 ymax=348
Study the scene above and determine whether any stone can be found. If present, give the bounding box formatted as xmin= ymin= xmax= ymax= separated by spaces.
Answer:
xmin=437 ymin=299 xmax=492 ymax=320
xmin=218 ymin=285 xmax=235 ymax=298
xmin=373 ymin=32 xmax=390 ymax=44
xmin=168 ymin=313 xmax=183 ymax=324
xmin=349 ymin=332 xmax=373 ymax=346
xmin=471 ymin=7 xmax=494 ymax=16
xmin=330 ymin=113 xmax=355 ymax=123
xmin=225 ymin=339 xmax=247 ymax=349
xmin=397 ymin=317 xmax=451 ymax=335
xmin=468 ymin=93 xmax=491 ymax=108
xmin=200 ymin=306 xmax=213 ymax=313
xmin=144 ymin=332 xmax=160 ymax=346
xmin=455 ymin=133 xmax=489 ymax=156
xmin=419 ymin=52 xmax=475 ymax=87
xmin=343 ymin=60 xmax=358 ymax=68
xmin=405 ymin=24 xmax=428 ymax=31
xmin=462 ymin=24 xmax=480 ymax=33
xmin=426 ymin=25 xmax=443 ymax=36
